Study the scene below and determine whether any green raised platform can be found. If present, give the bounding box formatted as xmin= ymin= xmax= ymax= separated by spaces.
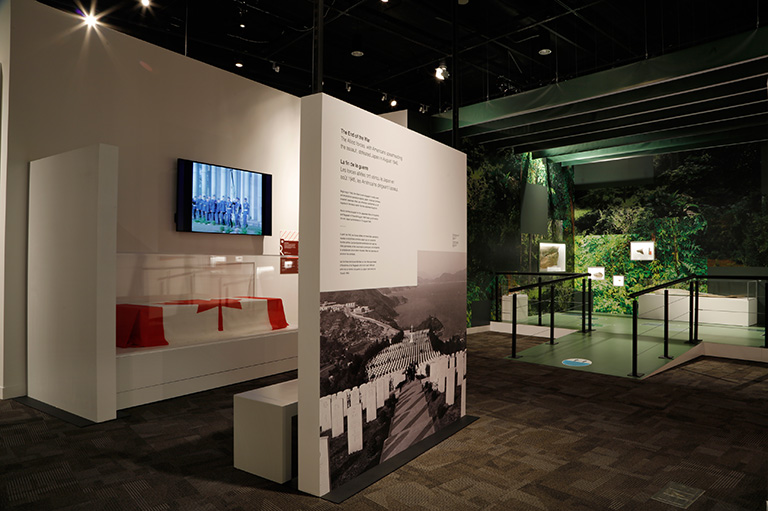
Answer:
xmin=497 ymin=312 xmax=766 ymax=379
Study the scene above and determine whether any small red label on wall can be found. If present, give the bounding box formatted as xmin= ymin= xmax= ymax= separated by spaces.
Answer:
xmin=281 ymin=239 xmax=299 ymax=256
xmin=280 ymin=257 xmax=298 ymax=274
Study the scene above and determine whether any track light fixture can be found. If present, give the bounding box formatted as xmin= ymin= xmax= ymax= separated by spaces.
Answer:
xmin=272 ymin=62 xmax=280 ymax=73
xmin=435 ymin=63 xmax=449 ymax=80
xmin=418 ymin=104 xmax=429 ymax=114
xmin=381 ymin=93 xmax=388 ymax=102
xmin=390 ymin=98 xmax=397 ymax=108
xmin=345 ymin=82 xmax=352 ymax=92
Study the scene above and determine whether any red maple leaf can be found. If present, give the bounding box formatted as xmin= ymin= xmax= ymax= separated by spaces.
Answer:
xmin=162 ymin=298 xmax=243 ymax=331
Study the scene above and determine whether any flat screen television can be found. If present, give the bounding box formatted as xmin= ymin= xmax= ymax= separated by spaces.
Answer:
xmin=176 ymin=158 xmax=272 ymax=236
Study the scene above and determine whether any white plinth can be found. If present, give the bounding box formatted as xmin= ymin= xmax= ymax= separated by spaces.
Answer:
xmin=638 ymin=291 xmax=757 ymax=327
xmin=501 ymin=293 xmax=529 ymax=321
xmin=234 ymin=379 xmax=298 ymax=483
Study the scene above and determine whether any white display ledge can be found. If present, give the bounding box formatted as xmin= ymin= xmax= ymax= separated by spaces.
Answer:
xmin=116 ymin=327 xmax=298 ymax=409
xmin=638 ymin=291 xmax=757 ymax=326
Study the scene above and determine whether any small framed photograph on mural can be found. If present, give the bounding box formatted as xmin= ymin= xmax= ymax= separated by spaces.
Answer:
xmin=630 ymin=241 xmax=655 ymax=261
xmin=540 ymin=243 xmax=566 ymax=272
xmin=588 ymin=267 xmax=605 ymax=280
xmin=613 ymin=275 xmax=625 ymax=286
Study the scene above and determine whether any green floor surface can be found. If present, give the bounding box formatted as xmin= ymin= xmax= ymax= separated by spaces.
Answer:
xmin=505 ymin=312 xmax=766 ymax=379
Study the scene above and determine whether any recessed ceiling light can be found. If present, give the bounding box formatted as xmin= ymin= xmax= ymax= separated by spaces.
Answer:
xmin=390 ymin=98 xmax=397 ymax=107
xmin=83 ymin=13 xmax=98 ymax=27
xmin=351 ymin=50 xmax=364 ymax=57
xmin=538 ymin=48 xmax=552 ymax=56
xmin=235 ymin=62 xmax=243 ymax=68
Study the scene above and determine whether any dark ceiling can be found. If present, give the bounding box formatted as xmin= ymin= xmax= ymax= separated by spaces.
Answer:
xmin=38 ymin=0 xmax=768 ymax=163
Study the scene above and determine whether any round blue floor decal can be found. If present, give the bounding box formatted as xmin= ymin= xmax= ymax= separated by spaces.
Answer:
xmin=562 ymin=358 xmax=592 ymax=367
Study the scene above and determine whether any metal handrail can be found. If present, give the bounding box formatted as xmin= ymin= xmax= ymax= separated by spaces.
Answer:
xmin=628 ymin=273 xmax=768 ymax=378
xmin=495 ymin=271 xmax=593 ymax=357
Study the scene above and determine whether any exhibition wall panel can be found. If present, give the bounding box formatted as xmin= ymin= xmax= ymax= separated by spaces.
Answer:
xmin=28 ymin=144 xmax=118 ymax=422
xmin=0 ymin=0 xmax=300 ymax=397
xmin=299 ymin=94 xmax=467 ymax=496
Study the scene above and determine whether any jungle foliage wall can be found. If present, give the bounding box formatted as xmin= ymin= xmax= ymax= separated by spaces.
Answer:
xmin=466 ymin=144 xmax=573 ymax=325
xmin=574 ymin=143 xmax=767 ymax=314
xmin=466 ymin=141 xmax=767 ymax=324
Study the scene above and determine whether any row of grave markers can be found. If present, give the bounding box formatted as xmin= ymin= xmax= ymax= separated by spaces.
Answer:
xmin=366 ymin=337 xmax=440 ymax=379
xmin=319 ymin=350 xmax=467 ymax=456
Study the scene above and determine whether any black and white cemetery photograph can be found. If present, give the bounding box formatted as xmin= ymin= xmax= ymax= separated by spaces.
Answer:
xmin=318 ymin=251 xmax=467 ymax=490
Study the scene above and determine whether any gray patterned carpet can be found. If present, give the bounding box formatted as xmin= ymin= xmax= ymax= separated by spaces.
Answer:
xmin=1 ymin=331 xmax=766 ymax=510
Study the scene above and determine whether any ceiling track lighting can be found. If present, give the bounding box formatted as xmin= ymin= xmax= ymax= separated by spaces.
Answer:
xmin=272 ymin=62 xmax=280 ymax=73
xmin=345 ymin=82 xmax=352 ymax=92
xmin=389 ymin=98 xmax=397 ymax=108
xmin=381 ymin=93 xmax=388 ymax=102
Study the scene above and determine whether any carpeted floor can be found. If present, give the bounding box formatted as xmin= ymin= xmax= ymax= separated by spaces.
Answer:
xmin=1 ymin=331 xmax=766 ymax=510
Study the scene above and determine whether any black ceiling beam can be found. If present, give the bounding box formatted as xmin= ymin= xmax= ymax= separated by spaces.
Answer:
xmin=468 ymin=79 xmax=768 ymax=146
xmin=431 ymin=26 xmax=768 ymax=133
xmin=524 ymin=113 xmax=768 ymax=161
xmin=539 ymin=125 xmax=768 ymax=166
xmin=509 ymin=101 xmax=767 ymax=154
xmin=460 ymin=67 xmax=768 ymax=142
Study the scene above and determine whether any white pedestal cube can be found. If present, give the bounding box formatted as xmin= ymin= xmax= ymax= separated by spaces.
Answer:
xmin=234 ymin=379 xmax=298 ymax=484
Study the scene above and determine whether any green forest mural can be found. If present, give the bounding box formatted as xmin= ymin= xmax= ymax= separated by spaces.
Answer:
xmin=466 ymin=144 xmax=574 ymax=325
xmin=574 ymin=143 xmax=766 ymax=314
xmin=466 ymin=141 xmax=767 ymax=324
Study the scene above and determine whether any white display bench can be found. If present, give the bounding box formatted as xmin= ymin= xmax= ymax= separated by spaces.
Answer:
xmin=501 ymin=293 xmax=529 ymax=321
xmin=27 ymin=145 xmax=298 ymax=422
xmin=234 ymin=379 xmax=298 ymax=483
xmin=638 ymin=289 xmax=757 ymax=326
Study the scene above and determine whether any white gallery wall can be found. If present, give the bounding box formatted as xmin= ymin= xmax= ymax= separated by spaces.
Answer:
xmin=0 ymin=0 xmax=300 ymax=398
xmin=299 ymin=93 xmax=467 ymax=496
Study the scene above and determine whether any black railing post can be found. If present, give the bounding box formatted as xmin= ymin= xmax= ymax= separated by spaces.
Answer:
xmin=537 ymin=277 xmax=543 ymax=326
xmin=660 ymin=289 xmax=672 ymax=360
xmin=511 ymin=293 xmax=520 ymax=358
xmin=549 ymin=284 xmax=557 ymax=345
xmin=588 ymin=277 xmax=593 ymax=331
xmin=581 ymin=278 xmax=587 ymax=333
xmin=694 ymin=277 xmax=701 ymax=342
xmin=687 ymin=280 xmax=696 ymax=344
xmin=764 ymin=281 xmax=767 ymax=349
xmin=629 ymin=299 xmax=644 ymax=377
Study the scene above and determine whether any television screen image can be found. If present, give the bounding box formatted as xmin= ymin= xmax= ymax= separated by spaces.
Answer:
xmin=176 ymin=159 xmax=272 ymax=236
